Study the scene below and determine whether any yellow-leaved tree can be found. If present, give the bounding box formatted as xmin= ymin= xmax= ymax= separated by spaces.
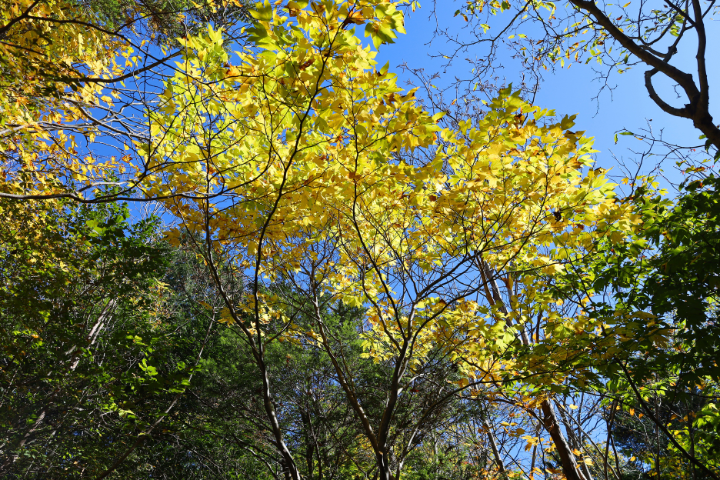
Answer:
xmin=143 ymin=1 xmax=643 ymax=478
xmin=1 ymin=0 xmax=653 ymax=477
xmin=0 ymin=0 xmax=138 ymax=199
xmin=0 ymin=0 xmax=240 ymax=204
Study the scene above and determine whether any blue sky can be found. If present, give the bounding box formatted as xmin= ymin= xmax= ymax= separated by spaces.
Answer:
xmin=370 ymin=3 xmax=719 ymax=190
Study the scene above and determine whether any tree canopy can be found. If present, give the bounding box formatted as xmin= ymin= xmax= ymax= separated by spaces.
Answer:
xmin=0 ymin=0 xmax=718 ymax=479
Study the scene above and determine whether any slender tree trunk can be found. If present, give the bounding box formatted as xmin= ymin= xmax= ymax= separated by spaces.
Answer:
xmin=302 ymin=411 xmax=315 ymax=480
xmin=485 ymin=419 xmax=508 ymax=477
xmin=257 ymin=353 xmax=302 ymax=480
xmin=541 ymin=400 xmax=588 ymax=480
xmin=480 ymin=260 xmax=588 ymax=480
xmin=557 ymin=401 xmax=594 ymax=480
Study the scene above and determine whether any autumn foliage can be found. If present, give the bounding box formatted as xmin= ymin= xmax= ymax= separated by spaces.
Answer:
xmin=1 ymin=0 xmax=718 ymax=479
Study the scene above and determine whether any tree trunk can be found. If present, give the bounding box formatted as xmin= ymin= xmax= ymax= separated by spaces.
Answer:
xmin=480 ymin=261 xmax=588 ymax=480
xmin=556 ymin=402 xmax=594 ymax=480
xmin=485 ymin=419 xmax=508 ymax=478
xmin=376 ymin=451 xmax=394 ymax=480
xmin=541 ymin=400 xmax=588 ymax=480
